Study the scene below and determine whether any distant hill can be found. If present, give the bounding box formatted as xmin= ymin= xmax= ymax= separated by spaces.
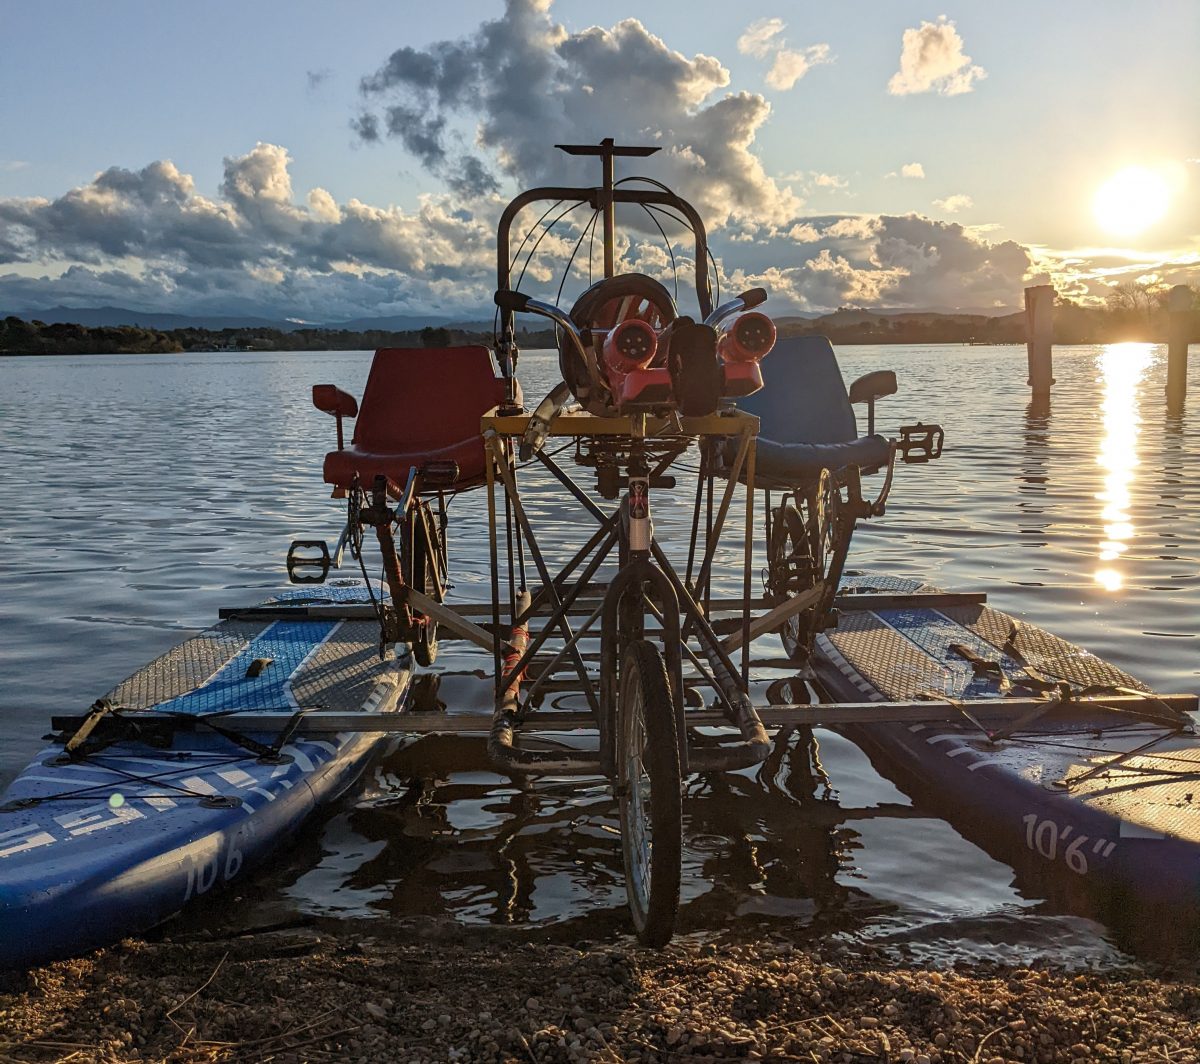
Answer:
xmin=8 ymin=305 xmax=315 ymax=332
xmin=11 ymin=303 xmax=1024 ymax=335
xmin=7 ymin=306 xmax=471 ymax=333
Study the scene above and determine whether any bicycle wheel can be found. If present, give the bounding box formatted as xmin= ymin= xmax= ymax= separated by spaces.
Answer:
xmin=767 ymin=502 xmax=811 ymax=659
xmin=617 ymin=639 xmax=682 ymax=948
xmin=768 ymin=470 xmax=839 ymax=660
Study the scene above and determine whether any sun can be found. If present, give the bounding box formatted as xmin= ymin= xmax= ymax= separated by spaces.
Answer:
xmin=1093 ymin=166 xmax=1170 ymax=236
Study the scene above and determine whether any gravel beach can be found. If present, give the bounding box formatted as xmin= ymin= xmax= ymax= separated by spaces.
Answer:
xmin=2 ymin=918 xmax=1198 ymax=1063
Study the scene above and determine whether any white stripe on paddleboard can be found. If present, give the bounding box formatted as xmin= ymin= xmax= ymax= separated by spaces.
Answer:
xmin=8 ymin=774 xmax=119 ymax=788
xmin=285 ymin=620 xmax=343 ymax=710
xmin=142 ymin=796 xmax=177 ymax=809
xmin=0 ymin=825 xmax=45 ymax=841
xmin=288 ymin=749 xmax=315 ymax=772
xmin=180 ymin=776 xmax=219 ymax=795
xmin=54 ymin=802 xmax=145 ymax=836
xmin=965 ymin=757 xmax=1010 ymax=772
xmin=250 ymin=787 xmax=277 ymax=803
xmin=217 ymin=768 xmax=257 ymax=788
xmin=1119 ymin=821 xmax=1168 ymax=840
xmin=0 ymin=831 xmax=55 ymax=858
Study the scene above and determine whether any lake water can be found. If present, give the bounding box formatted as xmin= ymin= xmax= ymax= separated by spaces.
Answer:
xmin=1 ymin=343 xmax=1197 ymax=964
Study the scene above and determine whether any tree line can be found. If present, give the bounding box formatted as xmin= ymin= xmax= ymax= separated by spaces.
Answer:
xmin=2 ymin=285 xmax=1196 ymax=356
xmin=0 ymin=318 xmax=559 ymax=356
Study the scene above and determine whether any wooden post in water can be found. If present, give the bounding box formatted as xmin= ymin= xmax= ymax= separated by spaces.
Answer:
xmin=1025 ymin=284 xmax=1056 ymax=401
xmin=1166 ymin=284 xmax=1192 ymax=416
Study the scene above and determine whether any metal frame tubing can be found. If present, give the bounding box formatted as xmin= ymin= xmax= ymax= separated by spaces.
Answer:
xmin=496 ymin=186 xmax=714 ymax=345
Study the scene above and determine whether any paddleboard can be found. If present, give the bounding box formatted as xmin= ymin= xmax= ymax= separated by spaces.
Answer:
xmin=0 ymin=585 xmax=411 ymax=969
xmin=814 ymin=575 xmax=1200 ymax=950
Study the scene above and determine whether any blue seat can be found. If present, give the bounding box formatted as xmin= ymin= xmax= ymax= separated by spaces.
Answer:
xmin=738 ymin=336 xmax=891 ymax=486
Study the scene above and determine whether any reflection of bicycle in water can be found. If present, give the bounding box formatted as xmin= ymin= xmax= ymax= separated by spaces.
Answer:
xmin=358 ymin=727 xmax=905 ymax=936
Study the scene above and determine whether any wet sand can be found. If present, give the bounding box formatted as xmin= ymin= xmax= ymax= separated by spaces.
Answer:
xmin=2 ymin=918 xmax=1198 ymax=1063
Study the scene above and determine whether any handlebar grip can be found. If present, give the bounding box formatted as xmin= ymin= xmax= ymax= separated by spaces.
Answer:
xmin=738 ymin=287 xmax=767 ymax=310
xmin=494 ymin=289 xmax=532 ymax=312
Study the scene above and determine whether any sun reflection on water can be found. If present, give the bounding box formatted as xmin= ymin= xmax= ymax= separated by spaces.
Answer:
xmin=1094 ymin=343 xmax=1152 ymax=592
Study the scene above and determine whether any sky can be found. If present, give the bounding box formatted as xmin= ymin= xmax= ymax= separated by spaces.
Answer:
xmin=1 ymin=0 xmax=1197 ymax=321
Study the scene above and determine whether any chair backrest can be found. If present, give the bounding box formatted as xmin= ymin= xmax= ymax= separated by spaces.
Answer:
xmin=737 ymin=335 xmax=858 ymax=445
xmin=353 ymin=346 xmax=506 ymax=452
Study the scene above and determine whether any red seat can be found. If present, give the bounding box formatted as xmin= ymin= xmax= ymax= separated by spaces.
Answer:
xmin=322 ymin=346 xmax=511 ymax=492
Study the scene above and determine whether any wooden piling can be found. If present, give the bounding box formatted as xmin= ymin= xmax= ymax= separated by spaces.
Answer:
xmin=1025 ymin=284 xmax=1056 ymax=400
xmin=1167 ymin=284 xmax=1192 ymax=415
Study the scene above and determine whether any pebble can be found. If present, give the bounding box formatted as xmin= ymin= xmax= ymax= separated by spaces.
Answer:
xmin=0 ymin=925 xmax=1194 ymax=1064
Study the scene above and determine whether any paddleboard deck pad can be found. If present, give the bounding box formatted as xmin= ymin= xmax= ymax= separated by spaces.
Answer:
xmin=0 ymin=585 xmax=411 ymax=969
xmin=815 ymin=575 xmax=1200 ymax=950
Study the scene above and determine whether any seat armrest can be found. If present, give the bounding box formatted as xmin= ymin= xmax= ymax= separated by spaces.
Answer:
xmin=312 ymin=385 xmax=358 ymax=419
xmin=848 ymin=370 xmax=897 ymax=405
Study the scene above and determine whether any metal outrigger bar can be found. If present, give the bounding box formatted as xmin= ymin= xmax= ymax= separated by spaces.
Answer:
xmin=52 ymin=693 xmax=1197 ymax=741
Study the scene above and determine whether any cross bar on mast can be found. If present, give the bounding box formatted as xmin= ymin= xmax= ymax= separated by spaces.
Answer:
xmin=556 ymin=138 xmax=661 ymax=278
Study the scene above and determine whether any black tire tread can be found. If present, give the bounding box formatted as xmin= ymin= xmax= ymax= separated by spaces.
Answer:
xmin=619 ymin=639 xmax=682 ymax=948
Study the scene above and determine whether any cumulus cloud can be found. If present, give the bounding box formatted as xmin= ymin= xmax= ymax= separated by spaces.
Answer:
xmin=765 ymin=44 xmax=832 ymax=90
xmin=886 ymin=162 xmax=925 ymax=179
xmin=353 ymin=2 xmax=802 ymax=229
xmin=711 ymin=211 xmax=1037 ymax=312
xmin=0 ymin=144 xmax=499 ymax=318
xmin=933 ymin=193 xmax=973 ymax=213
xmin=888 ymin=16 xmax=986 ymax=96
xmin=737 ymin=16 xmax=831 ymax=91
xmin=809 ymin=172 xmax=848 ymax=191
xmin=737 ymin=18 xmax=785 ymax=59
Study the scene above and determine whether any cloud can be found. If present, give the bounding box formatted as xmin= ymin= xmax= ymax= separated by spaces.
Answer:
xmin=306 ymin=69 xmax=331 ymax=92
xmin=781 ymin=170 xmax=850 ymax=195
xmin=0 ymin=144 xmax=499 ymax=318
xmin=737 ymin=16 xmax=831 ymax=91
xmin=765 ymin=44 xmax=832 ymax=91
xmin=707 ymin=211 xmax=1039 ymax=312
xmin=886 ymin=162 xmax=925 ymax=179
xmin=888 ymin=16 xmax=986 ymax=96
xmin=353 ymin=1 xmax=800 ymax=228
xmin=737 ymin=18 xmax=785 ymax=59
xmin=809 ymin=172 xmax=848 ymax=191
xmin=783 ymin=223 xmax=820 ymax=243
xmin=1 ymin=160 xmax=30 ymax=173
xmin=933 ymin=193 xmax=973 ymax=213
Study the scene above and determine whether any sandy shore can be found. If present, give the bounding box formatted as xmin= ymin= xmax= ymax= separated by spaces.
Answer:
xmin=2 ymin=918 xmax=1198 ymax=1063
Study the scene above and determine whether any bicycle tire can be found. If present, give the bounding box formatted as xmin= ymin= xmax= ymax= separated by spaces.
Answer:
xmin=767 ymin=502 xmax=810 ymax=660
xmin=617 ymin=638 xmax=682 ymax=948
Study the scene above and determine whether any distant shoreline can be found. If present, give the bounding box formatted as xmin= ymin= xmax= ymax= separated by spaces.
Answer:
xmin=2 ymin=305 xmax=1196 ymax=356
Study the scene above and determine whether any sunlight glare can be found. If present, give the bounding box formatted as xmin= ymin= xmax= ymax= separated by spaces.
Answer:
xmin=1093 ymin=342 xmax=1152 ymax=593
xmin=1093 ymin=167 xmax=1170 ymax=236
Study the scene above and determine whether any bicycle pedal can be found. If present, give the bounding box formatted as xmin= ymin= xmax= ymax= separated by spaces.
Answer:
xmin=287 ymin=540 xmax=331 ymax=584
xmin=898 ymin=422 xmax=944 ymax=464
